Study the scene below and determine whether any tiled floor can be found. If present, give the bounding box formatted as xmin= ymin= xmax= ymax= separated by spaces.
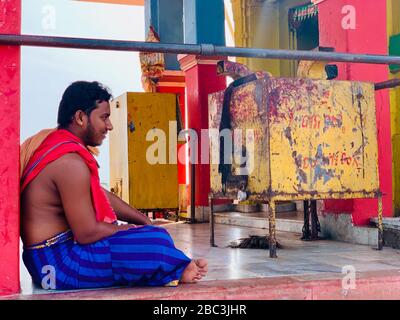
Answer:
xmin=19 ymin=221 xmax=400 ymax=295
xmin=165 ymin=222 xmax=400 ymax=281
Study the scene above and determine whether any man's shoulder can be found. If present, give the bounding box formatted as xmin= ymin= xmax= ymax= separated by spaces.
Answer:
xmin=48 ymin=153 xmax=90 ymax=179
xmin=54 ymin=152 xmax=85 ymax=163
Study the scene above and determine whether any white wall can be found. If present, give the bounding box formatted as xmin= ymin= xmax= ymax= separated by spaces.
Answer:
xmin=21 ymin=0 xmax=145 ymax=187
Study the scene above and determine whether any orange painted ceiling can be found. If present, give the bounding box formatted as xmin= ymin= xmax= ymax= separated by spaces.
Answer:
xmin=76 ymin=0 xmax=144 ymax=6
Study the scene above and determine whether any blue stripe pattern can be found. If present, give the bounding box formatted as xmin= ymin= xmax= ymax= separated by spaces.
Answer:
xmin=22 ymin=225 xmax=191 ymax=290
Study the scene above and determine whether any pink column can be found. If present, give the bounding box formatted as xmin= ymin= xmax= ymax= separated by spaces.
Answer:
xmin=319 ymin=0 xmax=393 ymax=225
xmin=0 ymin=0 xmax=21 ymax=295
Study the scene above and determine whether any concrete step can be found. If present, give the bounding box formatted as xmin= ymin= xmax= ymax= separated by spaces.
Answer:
xmin=215 ymin=211 xmax=380 ymax=247
xmin=371 ymin=217 xmax=400 ymax=231
xmin=5 ymin=269 xmax=400 ymax=300
xmin=319 ymin=213 xmax=378 ymax=247
xmin=214 ymin=211 xmax=304 ymax=234
xmin=371 ymin=217 xmax=400 ymax=249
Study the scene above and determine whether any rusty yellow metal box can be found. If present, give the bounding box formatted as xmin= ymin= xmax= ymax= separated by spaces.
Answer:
xmin=109 ymin=92 xmax=179 ymax=211
xmin=208 ymin=77 xmax=381 ymax=256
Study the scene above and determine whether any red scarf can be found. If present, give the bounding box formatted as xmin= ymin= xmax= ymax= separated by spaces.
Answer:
xmin=21 ymin=129 xmax=117 ymax=224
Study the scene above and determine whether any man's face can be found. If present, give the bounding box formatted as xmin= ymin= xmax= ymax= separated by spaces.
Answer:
xmin=84 ymin=100 xmax=113 ymax=147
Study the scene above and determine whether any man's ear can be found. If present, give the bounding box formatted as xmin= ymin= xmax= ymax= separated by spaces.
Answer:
xmin=73 ymin=110 xmax=87 ymax=127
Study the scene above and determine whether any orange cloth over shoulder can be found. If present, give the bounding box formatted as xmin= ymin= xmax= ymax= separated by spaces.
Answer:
xmin=20 ymin=129 xmax=115 ymax=223
xmin=20 ymin=129 xmax=56 ymax=178
xmin=20 ymin=128 xmax=100 ymax=177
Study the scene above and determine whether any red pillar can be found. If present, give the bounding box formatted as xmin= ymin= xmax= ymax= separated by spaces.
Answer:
xmin=156 ymin=70 xmax=186 ymax=184
xmin=0 ymin=0 xmax=21 ymax=295
xmin=156 ymin=70 xmax=188 ymax=210
xmin=178 ymin=55 xmax=226 ymax=219
xmin=319 ymin=0 xmax=393 ymax=225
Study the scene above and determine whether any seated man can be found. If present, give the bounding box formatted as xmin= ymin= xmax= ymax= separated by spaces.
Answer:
xmin=20 ymin=81 xmax=207 ymax=290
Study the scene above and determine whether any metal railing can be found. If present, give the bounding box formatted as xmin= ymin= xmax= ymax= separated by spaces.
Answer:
xmin=1 ymin=34 xmax=400 ymax=66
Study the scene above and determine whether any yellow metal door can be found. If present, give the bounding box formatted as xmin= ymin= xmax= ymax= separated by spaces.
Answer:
xmin=126 ymin=92 xmax=178 ymax=210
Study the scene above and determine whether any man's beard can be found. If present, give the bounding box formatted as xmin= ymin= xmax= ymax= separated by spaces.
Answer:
xmin=85 ymin=121 xmax=100 ymax=147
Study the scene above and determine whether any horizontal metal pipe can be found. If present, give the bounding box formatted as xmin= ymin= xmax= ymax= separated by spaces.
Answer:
xmin=1 ymin=34 xmax=400 ymax=66
xmin=375 ymin=79 xmax=400 ymax=90
xmin=0 ymin=34 xmax=200 ymax=54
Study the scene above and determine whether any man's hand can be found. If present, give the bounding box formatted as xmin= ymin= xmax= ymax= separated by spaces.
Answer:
xmin=103 ymin=188 xmax=152 ymax=225
xmin=117 ymin=223 xmax=145 ymax=231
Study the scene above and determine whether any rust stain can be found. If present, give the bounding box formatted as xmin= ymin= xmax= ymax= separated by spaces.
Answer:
xmin=292 ymin=151 xmax=307 ymax=189
xmin=284 ymin=127 xmax=293 ymax=147
xmin=357 ymin=91 xmax=366 ymax=178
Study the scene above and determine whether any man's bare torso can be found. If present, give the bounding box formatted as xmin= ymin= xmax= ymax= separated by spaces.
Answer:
xmin=21 ymin=154 xmax=75 ymax=246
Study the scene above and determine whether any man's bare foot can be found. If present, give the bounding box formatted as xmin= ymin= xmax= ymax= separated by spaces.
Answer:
xmin=180 ymin=261 xmax=202 ymax=283
xmin=194 ymin=258 xmax=208 ymax=277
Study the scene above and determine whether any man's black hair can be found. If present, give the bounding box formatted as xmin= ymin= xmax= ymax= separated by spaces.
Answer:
xmin=57 ymin=81 xmax=112 ymax=128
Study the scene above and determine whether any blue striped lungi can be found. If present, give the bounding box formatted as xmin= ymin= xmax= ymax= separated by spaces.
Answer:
xmin=22 ymin=225 xmax=191 ymax=290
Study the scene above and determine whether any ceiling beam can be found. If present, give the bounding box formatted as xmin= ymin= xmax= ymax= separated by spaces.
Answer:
xmin=75 ymin=0 xmax=144 ymax=6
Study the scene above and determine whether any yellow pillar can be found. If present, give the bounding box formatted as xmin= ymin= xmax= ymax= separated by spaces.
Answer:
xmin=231 ymin=0 xmax=313 ymax=77
xmin=231 ymin=0 xmax=280 ymax=76
xmin=278 ymin=0 xmax=311 ymax=76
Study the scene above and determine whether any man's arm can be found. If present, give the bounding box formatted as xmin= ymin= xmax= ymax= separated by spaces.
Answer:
xmin=103 ymin=188 xmax=152 ymax=225
xmin=53 ymin=153 xmax=132 ymax=244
